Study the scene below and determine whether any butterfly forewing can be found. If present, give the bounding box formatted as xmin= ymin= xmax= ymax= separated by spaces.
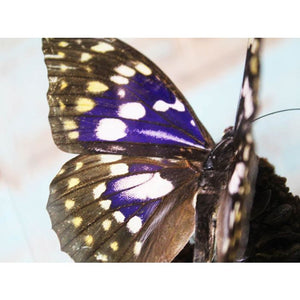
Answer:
xmin=216 ymin=39 xmax=261 ymax=262
xmin=42 ymin=38 xmax=214 ymax=161
xmin=47 ymin=154 xmax=201 ymax=262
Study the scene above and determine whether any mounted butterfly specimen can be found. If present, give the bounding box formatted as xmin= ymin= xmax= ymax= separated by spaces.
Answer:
xmin=42 ymin=38 xmax=261 ymax=262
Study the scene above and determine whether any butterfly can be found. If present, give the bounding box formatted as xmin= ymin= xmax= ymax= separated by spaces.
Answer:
xmin=42 ymin=38 xmax=261 ymax=262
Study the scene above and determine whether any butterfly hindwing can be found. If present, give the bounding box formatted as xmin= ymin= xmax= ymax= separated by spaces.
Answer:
xmin=216 ymin=38 xmax=261 ymax=261
xmin=42 ymin=38 xmax=214 ymax=161
xmin=47 ymin=154 xmax=202 ymax=262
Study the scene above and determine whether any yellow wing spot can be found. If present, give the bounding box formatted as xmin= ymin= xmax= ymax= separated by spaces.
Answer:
xmin=84 ymin=235 xmax=94 ymax=246
xmin=68 ymin=177 xmax=80 ymax=189
xmin=99 ymin=199 xmax=111 ymax=210
xmin=102 ymin=219 xmax=112 ymax=231
xmin=68 ymin=131 xmax=79 ymax=139
xmin=60 ymin=80 xmax=68 ymax=90
xmin=76 ymin=97 xmax=95 ymax=113
xmin=250 ymin=39 xmax=260 ymax=54
xmin=110 ymin=75 xmax=129 ymax=85
xmin=250 ymin=56 xmax=258 ymax=75
xmin=57 ymin=51 xmax=65 ymax=58
xmin=58 ymin=168 xmax=65 ymax=175
xmin=95 ymin=252 xmax=108 ymax=262
xmin=80 ymin=52 xmax=93 ymax=62
xmin=63 ymin=120 xmax=78 ymax=130
xmin=59 ymin=100 xmax=66 ymax=110
xmin=72 ymin=216 xmax=83 ymax=227
xmin=91 ymin=42 xmax=114 ymax=53
xmin=110 ymin=241 xmax=119 ymax=251
xmin=58 ymin=41 xmax=69 ymax=47
xmin=115 ymin=65 xmax=136 ymax=77
xmin=75 ymin=161 xmax=83 ymax=170
xmin=65 ymin=199 xmax=75 ymax=210
xmin=87 ymin=81 xmax=108 ymax=93
xmin=85 ymin=66 xmax=92 ymax=73
xmin=60 ymin=64 xmax=68 ymax=72
xmin=134 ymin=62 xmax=152 ymax=76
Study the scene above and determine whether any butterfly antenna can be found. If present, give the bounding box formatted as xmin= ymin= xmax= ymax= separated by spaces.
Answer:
xmin=254 ymin=108 xmax=300 ymax=121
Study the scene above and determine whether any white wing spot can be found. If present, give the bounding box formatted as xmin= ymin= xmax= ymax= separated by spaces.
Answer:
xmin=95 ymin=252 xmax=108 ymax=262
xmin=118 ymin=102 xmax=146 ymax=120
xmin=127 ymin=216 xmax=142 ymax=234
xmin=96 ymin=118 xmax=127 ymax=141
xmin=153 ymin=98 xmax=185 ymax=112
xmin=228 ymin=162 xmax=246 ymax=195
xmin=99 ymin=200 xmax=111 ymax=210
xmin=93 ymin=182 xmax=106 ymax=199
xmin=91 ymin=42 xmax=114 ymax=53
xmin=115 ymin=65 xmax=136 ymax=77
xmin=242 ymin=77 xmax=254 ymax=119
xmin=112 ymin=211 xmax=125 ymax=223
xmin=110 ymin=75 xmax=129 ymax=85
xmin=113 ymin=172 xmax=174 ymax=200
xmin=190 ymin=120 xmax=196 ymax=126
xmin=133 ymin=241 xmax=143 ymax=256
xmin=100 ymin=154 xmax=123 ymax=163
xmin=110 ymin=163 xmax=129 ymax=176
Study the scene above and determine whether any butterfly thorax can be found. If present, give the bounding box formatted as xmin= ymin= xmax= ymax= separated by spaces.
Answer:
xmin=194 ymin=129 xmax=236 ymax=262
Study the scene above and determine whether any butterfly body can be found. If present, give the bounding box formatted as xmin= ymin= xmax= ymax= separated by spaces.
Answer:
xmin=43 ymin=38 xmax=261 ymax=262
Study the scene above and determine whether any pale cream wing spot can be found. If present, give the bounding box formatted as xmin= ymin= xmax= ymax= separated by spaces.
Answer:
xmin=65 ymin=199 xmax=75 ymax=210
xmin=110 ymin=75 xmax=129 ymax=85
xmin=58 ymin=100 xmax=66 ymax=110
xmin=68 ymin=178 xmax=80 ymax=189
xmin=63 ymin=120 xmax=78 ymax=130
xmin=68 ymin=131 xmax=79 ymax=139
xmin=102 ymin=219 xmax=112 ymax=231
xmin=134 ymin=62 xmax=152 ymax=75
xmin=80 ymin=52 xmax=93 ymax=62
xmin=115 ymin=65 xmax=136 ymax=77
xmin=72 ymin=216 xmax=83 ymax=228
xmin=75 ymin=161 xmax=83 ymax=170
xmin=91 ymin=42 xmax=114 ymax=53
xmin=100 ymin=154 xmax=122 ymax=163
